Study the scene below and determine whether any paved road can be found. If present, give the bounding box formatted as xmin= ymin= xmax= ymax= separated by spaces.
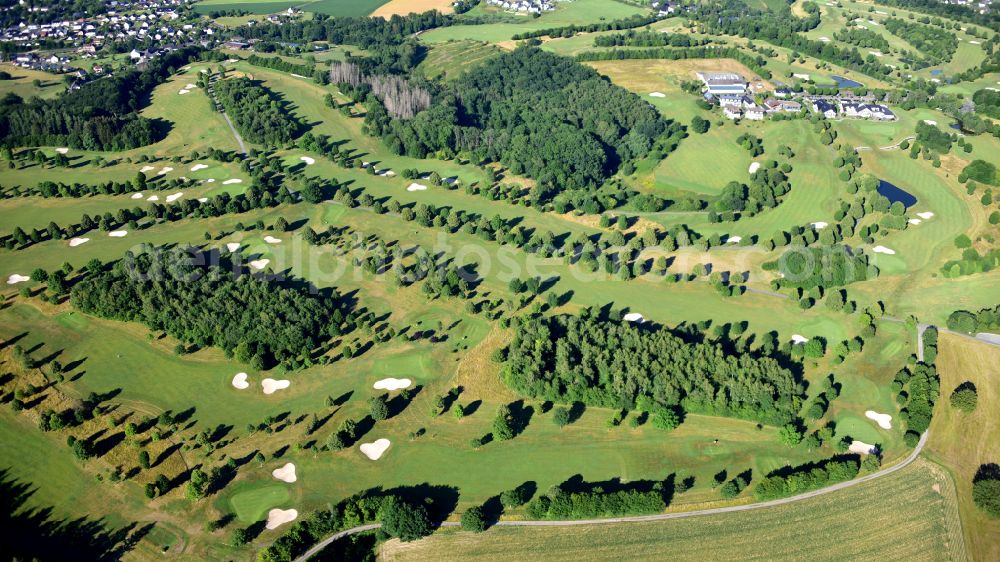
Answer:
xmin=220 ymin=111 xmax=248 ymax=157
xmin=293 ymin=432 xmax=929 ymax=561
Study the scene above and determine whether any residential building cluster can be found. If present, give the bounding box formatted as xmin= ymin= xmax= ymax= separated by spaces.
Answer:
xmin=697 ymin=71 xmax=895 ymax=121
xmin=0 ymin=0 xmax=213 ymax=58
xmin=484 ymin=0 xmax=557 ymax=14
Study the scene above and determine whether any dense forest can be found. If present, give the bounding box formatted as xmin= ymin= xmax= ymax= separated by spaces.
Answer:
xmin=972 ymin=88 xmax=1000 ymax=120
xmin=833 ymin=28 xmax=891 ymax=51
xmin=359 ymin=46 xmax=675 ymax=193
xmin=71 ymin=246 xmax=351 ymax=368
xmin=501 ymin=314 xmax=804 ymax=426
xmin=0 ymin=46 xmax=201 ymax=150
xmin=214 ymin=78 xmax=302 ymax=145
xmin=764 ymin=245 xmax=875 ymax=289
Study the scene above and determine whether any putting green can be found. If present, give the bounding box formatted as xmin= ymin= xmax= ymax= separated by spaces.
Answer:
xmin=228 ymin=483 xmax=291 ymax=523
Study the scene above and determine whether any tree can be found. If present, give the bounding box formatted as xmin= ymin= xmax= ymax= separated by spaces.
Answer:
xmin=461 ymin=505 xmax=487 ymax=532
xmin=138 ymin=450 xmax=151 ymax=469
xmin=231 ymin=527 xmax=250 ymax=546
xmin=370 ymin=394 xmax=389 ymax=421
xmin=501 ymin=484 xmax=532 ymax=508
xmin=691 ymin=116 xmax=710 ymax=134
xmin=949 ymin=383 xmax=978 ymax=413
xmin=144 ymin=483 xmax=157 ymax=498
xmin=493 ymin=405 xmax=515 ymax=440
xmin=552 ymin=407 xmax=570 ymax=427
xmin=778 ymin=423 xmax=803 ymax=446
xmin=381 ymin=497 xmax=433 ymax=542
xmin=650 ymin=408 xmax=680 ymax=431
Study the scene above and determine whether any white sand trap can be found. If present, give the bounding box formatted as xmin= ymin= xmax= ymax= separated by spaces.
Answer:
xmin=727 ymin=236 xmax=742 ymax=244
xmin=908 ymin=218 xmax=922 ymax=225
xmin=791 ymin=334 xmax=809 ymax=344
xmin=299 ymin=156 xmax=315 ymax=165
xmin=157 ymin=167 xmax=173 ymax=175
xmin=407 ymin=183 xmax=428 ymax=192
xmin=857 ymin=25 xmax=867 ymax=29
xmin=872 ymin=245 xmax=896 ymax=255
xmin=190 ymin=164 xmax=208 ymax=171
xmin=226 ymin=242 xmax=241 ymax=252
xmin=165 ymin=192 xmax=183 ymax=203
xmin=223 ymin=179 xmax=242 ymax=185
xmin=377 ymin=170 xmax=396 ymax=177
xmin=55 ymin=147 xmax=69 ymax=154
xmin=748 ymin=162 xmax=760 ymax=174
xmin=649 ymin=91 xmax=666 ymax=98
xmin=147 ymin=195 xmax=159 ymax=201
xmin=869 ymin=51 xmax=883 ymax=57
xmin=204 ymin=178 xmax=216 ymax=184
xmin=623 ymin=312 xmax=644 ymax=323
xmin=265 ymin=508 xmax=298 ymax=530
xmin=931 ymin=78 xmax=941 ymax=83
xmin=232 ymin=372 xmax=249 ymax=390
xmin=970 ymin=40 xmax=981 ymax=45
xmin=261 ymin=378 xmax=290 ymax=395
xmin=291 ymin=73 xmax=307 ymax=79
xmin=819 ymin=36 xmax=831 ymax=42
xmin=131 ymin=192 xmax=144 ymax=199
xmin=272 ymin=462 xmax=297 ymax=483
xmin=198 ymin=197 xmax=208 ymax=203
xmin=178 ymin=89 xmax=190 ymax=95
xmin=811 ymin=221 xmax=828 ymax=229
xmin=923 ymin=120 xmax=937 ymax=125
xmin=849 ymin=440 xmax=877 ymax=454
xmin=917 ymin=212 xmax=934 ymax=219
xmin=264 ymin=235 xmax=282 ymax=244
xmin=865 ymin=410 xmax=892 ymax=429
xmin=139 ymin=165 xmax=155 ymax=173
xmin=359 ymin=439 xmax=391 ymax=460
xmin=249 ymin=259 xmax=270 ymax=270
xmin=373 ymin=378 xmax=412 ymax=391
xmin=6 ymin=274 xmax=30 ymax=284
xmin=69 ymin=237 xmax=90 ymax=247
xmin=200 ymin=69 xmax=208 ymax=73
xmin=868 ymin=20 xmax=880 ymax=26
xmin=108 ymin=230 xmax=128 ymax=238
xmin=362 ymin=161 xmax=371 ymax=168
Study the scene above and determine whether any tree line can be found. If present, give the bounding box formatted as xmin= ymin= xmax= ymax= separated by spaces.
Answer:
xmin=511 ymin=13 xmax=662 ymax=40
xmin=947 ymin=305 xmax=1000 ymax=335
xmin=593 ymin=30 xmax=711 ymax=48
xmin=501 ymin=313 xmax=805 ymax=426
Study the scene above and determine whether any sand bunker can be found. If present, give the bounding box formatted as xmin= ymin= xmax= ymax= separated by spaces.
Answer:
xmin=868 ymin=20 xmax=880 ymax=26
xmin=865 ymin=410 xmax=892 ymax=429
xmin=147 ymin=195 xmax=159 ymax=201
xmin=178 ymin=89 xmax=190 ymax=95
xmin=377 ymin=170 xmax=396 ymax=177
xmin=265 ymin=508 xmax=298 ymax=530
xmin=204 ymin=179 xmax=215 ymax=184
xmin=140 ymin=165 xmax=155 ymax=173
xmin=970 ymin=40 xmax=981 ymax=45
xmin=869 ymin=51 xmax=883 ymax=57
xmin=819 ymin=36 xmax=831 ymax=42
xmin=272 ymin=463 xmax=297 ymax=483
xmin=261 ymin=378 xmax=290 ymax=395
xmin=291 ymin=73 xmax=307 ymax=79
xmin=923 ymin=119 xmax=937 ymax=125
xmin=69 ymin=237 xmax=90 ymax=247
xmin=299 ymin=156 xmax=315 ymax=165
xmin=197 ymin=197 xmax=208 ymax=203
xmin=131 ymin=192 xmax=144 ymax=199
xmin=190 ymin=163 xmax=208 ymax=171
xmin=165 ymin=192 xmax=183 ymax=203
xmin=649 ymin=92 xmax=666 ymax=98
xmin=108 ymin=230 xmax=128 ymax=238
xmin=872 ymin=245 xmax=896 ymax=255
xmin=407 ymin=183 xmax=428 ymax=192
xmin=791 ymin=334 xmax=809 ymax=344
xmin=55 ymin=147 xmax=69 ymax=154
xmin=249 ymin=259 xmax=270 ymax=270
xmin=748 ymin=162 xmax=760 ymax=174
xmin=232 ymin=372 xmax=249 ymax=390
xmin=727 ymin=236 xmax=742 ymax=244
xmin=917 ymin=212 xmax=934 ymax=219
xmin=623 ymin=312 xmax=644 ymax=323
xmin=811 ymin=221 xmax=828 ymax=229
xmin=6 ymin=274 xmax=30 ymax=284
xmin=849 ymin=440 xmax=877 ymax=455
xmin=223 ymin=179 xmax=242 ymax=185
xmin=263 ymin=235 xmax=282 ymax=244
xmin=226 ymin=242 xmax=241 ymax=252
xmin=157 ymin=167 xmax=173 ymax=175
xmin=373 ymin=378 xmax=412 ymax=391
xmin=360 ymin=439 xmax=391 ymax=460
xmin=908 ymin=218 xmax=922 ymax=225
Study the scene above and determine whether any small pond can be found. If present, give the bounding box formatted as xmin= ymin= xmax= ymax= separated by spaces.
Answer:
xmin=930 ymin=69 xmax=943 ymax=76
xmin=830 ymin=75 xmax=864 ymax=88
xmin=878 ymin=179 xmax=918 ymax=207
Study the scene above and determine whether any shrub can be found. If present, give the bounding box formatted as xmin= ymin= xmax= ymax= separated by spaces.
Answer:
xmin=949 ymin=383 xmax=978 ymax=413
